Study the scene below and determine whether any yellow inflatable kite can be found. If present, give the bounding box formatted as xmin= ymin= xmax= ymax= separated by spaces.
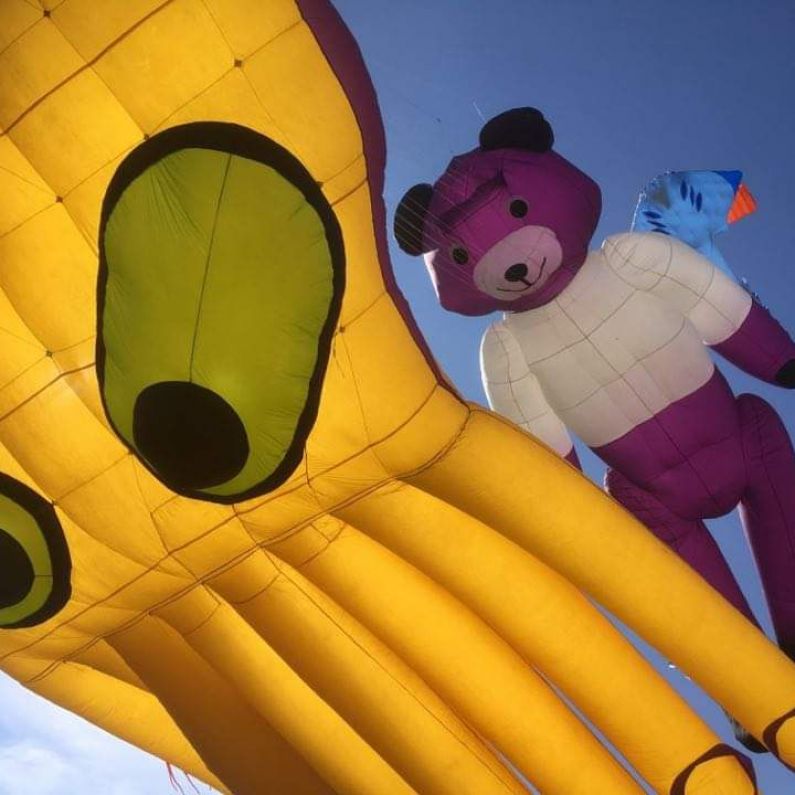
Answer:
xmin=1 ymin=1 xmax=794 ymax=793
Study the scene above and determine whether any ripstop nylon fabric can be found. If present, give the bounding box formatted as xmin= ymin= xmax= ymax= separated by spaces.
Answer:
xmin=0 ymin=1 xmax=794 ymax=793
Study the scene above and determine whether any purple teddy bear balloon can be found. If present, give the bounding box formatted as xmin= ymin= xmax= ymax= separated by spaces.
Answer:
xmin=395 ymin=107 xmax=795 ymax=751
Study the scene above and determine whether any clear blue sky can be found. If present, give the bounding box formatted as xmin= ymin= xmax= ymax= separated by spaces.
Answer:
xmin=335 ymin=0 xmax=795 ymax=792
xmin=3 ymin=2 xmax=795 ymax=793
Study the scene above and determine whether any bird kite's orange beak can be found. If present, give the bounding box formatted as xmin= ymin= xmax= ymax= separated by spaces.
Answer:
xmin=728 ymin=182 xmax=757 ymax=223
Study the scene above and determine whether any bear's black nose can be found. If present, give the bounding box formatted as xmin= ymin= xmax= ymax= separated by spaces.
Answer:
xmin=504 ymin=263 xmax=528 ymax=282
xmin=133 ymin=381 xmax=249 ymax=490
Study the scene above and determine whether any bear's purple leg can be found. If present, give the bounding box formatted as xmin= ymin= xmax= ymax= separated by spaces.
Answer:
xmin=605 ymin=467 xmax=759 ymax=626
xmin=738 ymin=393 xmax=795 ymax=654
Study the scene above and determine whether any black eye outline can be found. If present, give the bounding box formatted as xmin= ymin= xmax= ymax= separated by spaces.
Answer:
xmin=0 ymin=473 xmax=71 ymax=629
xmin=97 ymin=122 xmax=345 ymax=504
xmin=508 ymin=197 xmax=529 ymax=218
xmin=450 ymin=245 xmax=469 ymax=265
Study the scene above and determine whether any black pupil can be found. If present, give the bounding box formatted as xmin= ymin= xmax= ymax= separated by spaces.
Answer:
xmin=0 ymin=528 xmax=34 ymax=608
xmin=452 ymin=247 xmax=469 ymax=265
xmin=510 ymin=199 xmax=528 ymax=218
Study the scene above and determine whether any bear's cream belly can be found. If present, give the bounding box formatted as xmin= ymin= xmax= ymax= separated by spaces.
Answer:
xmin=505 ymin=260 xmax=715 ymax=447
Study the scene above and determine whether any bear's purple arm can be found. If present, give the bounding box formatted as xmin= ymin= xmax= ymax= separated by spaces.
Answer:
xmin=711 ymin=300 xmax=795 ymax=388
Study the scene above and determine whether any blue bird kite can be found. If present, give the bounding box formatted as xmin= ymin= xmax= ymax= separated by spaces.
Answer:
xmin=631 ymin=169 xmax=757 ymax=280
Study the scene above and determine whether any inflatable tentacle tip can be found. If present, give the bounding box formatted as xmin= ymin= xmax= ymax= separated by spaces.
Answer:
xmin=764 ymin=709 xmax=795 ymax=770
xmin=668 ymin=745 xmax=758 ymax=795
xmin=0 ymin=2 xmax=793 ymax=794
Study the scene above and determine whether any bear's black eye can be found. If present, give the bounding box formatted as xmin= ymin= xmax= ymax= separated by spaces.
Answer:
xmin=509 ymin=198 xmax=529 ymax=218
xmin=451 ymin=246 xmax=469 ymax=265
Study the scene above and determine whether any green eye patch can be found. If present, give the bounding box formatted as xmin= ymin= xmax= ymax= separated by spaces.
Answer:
xmin=97 ymin=123 xmax=344 ymax=503
xmin=0 ymin=474 xmax=71 ymax=628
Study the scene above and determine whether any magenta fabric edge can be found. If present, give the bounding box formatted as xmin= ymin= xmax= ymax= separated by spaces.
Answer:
xmin=295 ymin=0 xmax=456 ymax=395
xmin=564 ymin=445 xmax=581 ymax=470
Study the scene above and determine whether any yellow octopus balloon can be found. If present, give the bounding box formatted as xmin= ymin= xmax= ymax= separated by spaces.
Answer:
xmin=1 ymin=2 xmax=795 ymax=794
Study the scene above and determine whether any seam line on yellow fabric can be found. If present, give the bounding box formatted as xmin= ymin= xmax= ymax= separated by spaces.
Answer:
xmin=0 ymin=163 xmax=52 ymax=196
xmin=197 ymin=0 xmax=237 ymax=57
xmin=233 ymin=382 xmax=455 ymax=516
xmin=0 ymin=202 xmax=52 ymax=242
xmin=53 ymin=453 xmax=138 ymax=508
xmin=3 ymin=394 xmax=471 ymax=667
xmin=0 ymin=362 xmax=94 ymax=424
xmin=0 ymin=325 xmax=44 ymax=353
xmin=3 ymin=0 xmax=177 ymax=135
xmin=330 ymin=177 xmax=367 ymax=208
xmin=0 ymin=14 xmax=39 ymax=60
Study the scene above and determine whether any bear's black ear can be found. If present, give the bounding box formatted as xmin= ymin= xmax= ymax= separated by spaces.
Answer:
xmin=479 ymin=107 xmax=554 ymax=153
xmin=394 ymin=183 xmax=434 ymax=255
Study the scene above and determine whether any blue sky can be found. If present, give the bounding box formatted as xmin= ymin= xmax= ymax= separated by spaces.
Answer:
xmin=3 ymin=1 xmax=795 ymax=792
